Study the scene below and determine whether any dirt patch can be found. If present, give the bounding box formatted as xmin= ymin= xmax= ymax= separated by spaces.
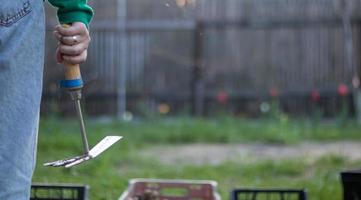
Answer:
xmin=140 ymin=141 xmax=361 ymax=165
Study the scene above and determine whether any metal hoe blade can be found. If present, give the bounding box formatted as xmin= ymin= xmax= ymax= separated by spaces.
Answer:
xmin=44 ymin=136 xmax=122 ymax=168
xmin=89 ymin=136 xmax=123 ymax=158
xmin=43 ymin=155 xmax=86 ymax=167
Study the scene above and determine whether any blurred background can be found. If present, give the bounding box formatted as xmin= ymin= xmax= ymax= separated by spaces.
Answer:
xmin=42 ymin=0 xmax=361 ymax=119
xmin=33 ymin=0 xmax=361 ymax=200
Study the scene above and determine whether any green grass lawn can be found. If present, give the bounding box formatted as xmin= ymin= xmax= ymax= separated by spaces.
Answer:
xmin=33 ymin=117 xmax=361 ymax=200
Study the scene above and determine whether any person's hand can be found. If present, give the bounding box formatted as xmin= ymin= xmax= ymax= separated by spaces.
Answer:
xmin=53 ymin=22 xmax=90 ymax=65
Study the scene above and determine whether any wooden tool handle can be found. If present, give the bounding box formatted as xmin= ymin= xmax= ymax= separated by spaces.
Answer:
xmin=64 ymin=63 xmax=81 ymax=80
xmin=61 ymin=24 xmax=83 ymax=90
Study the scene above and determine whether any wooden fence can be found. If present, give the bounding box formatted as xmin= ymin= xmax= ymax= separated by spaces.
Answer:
xmin=41 ymin=0 xmax=361 ymax=118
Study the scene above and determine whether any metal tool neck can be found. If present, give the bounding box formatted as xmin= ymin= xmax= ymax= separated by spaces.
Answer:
xmin=69 ymin=90 xmax=90 ymax=155
xmin=69 ymin=90 xmax=82 ymax=101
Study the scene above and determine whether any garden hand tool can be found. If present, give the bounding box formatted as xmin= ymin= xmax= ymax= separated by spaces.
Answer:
xmin=44 ymin=25 xmax=122 ymax=168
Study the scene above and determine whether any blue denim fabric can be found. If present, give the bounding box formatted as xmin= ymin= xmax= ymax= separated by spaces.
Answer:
xmin=0 ymin=0 xmax=45 ymax=199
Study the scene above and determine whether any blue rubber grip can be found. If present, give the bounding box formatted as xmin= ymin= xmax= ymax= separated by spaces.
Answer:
xmin=60 ymin=79 xmax=83 ymax=89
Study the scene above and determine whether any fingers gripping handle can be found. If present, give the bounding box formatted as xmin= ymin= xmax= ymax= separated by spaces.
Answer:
xmin=60 ymin=24 xmax=83 ymax=90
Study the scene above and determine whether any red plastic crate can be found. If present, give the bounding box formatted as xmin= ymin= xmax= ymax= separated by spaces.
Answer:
xmin=119 ymin=179 xmax=220 ymax=200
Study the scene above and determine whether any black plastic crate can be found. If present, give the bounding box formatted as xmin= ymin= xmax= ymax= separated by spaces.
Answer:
xmin=231 ymin=189 xmax=307 ymax=200
xmin=30 ymin=184 xmax=89 ymax=200
xmin=341 ymin=169 xmax=361 ymax=200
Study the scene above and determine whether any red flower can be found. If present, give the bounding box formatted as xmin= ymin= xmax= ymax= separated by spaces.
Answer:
xmin=217 ymin=90 xmax=228 ymax=104
xmin=269 ymin=87 xmax=279 ymax=97
xmin=337 ymin=83 xmax=349 ymax=97
xmin=311 ymin=89 xmax=321 ymax=102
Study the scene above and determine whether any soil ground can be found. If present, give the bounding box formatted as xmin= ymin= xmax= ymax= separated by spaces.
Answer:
xmin=140 ymin=141 xmax=361 ymax=165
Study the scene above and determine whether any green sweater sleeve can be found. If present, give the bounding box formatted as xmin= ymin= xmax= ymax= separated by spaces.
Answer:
xmin=47 ymin=0 xmax=93 ymax=27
